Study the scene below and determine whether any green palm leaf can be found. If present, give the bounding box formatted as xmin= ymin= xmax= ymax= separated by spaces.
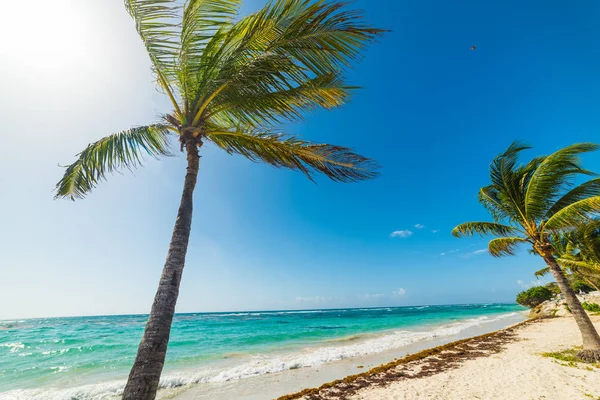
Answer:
xmin=207 ymin=129 xmax=378 ymax=182
xmin=452 ymin=222 xmax=519 ymax=238
xmin=557 ymin=258 xmax=600 ymax=276
xmin=488 ymin=237 xmax=528 ymax=257
xmin=534 ymin=266 xmax=550 ymax=278
xmin=478 ymin=186 xmax=513 ymax=223
xmin=125 ymin=0 xmax=182 ymax=114
xmin=178 ymin=0 xmax=241 ymax=108
xmin=544 ymin=196 xmax=600 ymax=232
xmin=581 ymin=220 xmax=600 ymax=259
xmin=488 ymin=141 xmax=532 ymax=224
xmin=55 ymin=125 xmax=172 ymax=200
xmin=190 ymin=0 xmax=385 ymax=125
xmin=546 ymin=178 xmax=600 ymax=219
xmin=208 ymin=73 xmax=353 ymax=127
xmin=524 ymin=143 xmax=598 ymax=220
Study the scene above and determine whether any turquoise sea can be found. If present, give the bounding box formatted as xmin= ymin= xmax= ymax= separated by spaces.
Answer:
xmin=0 ymin=303 xmax=524 ymax=399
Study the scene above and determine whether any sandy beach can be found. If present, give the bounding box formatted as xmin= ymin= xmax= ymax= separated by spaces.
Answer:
xmin=279 ymin=315 xmax=600 ymax=400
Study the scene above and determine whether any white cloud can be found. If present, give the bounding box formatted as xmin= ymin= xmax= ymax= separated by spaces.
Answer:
xmin=390 ymin=230 xmax=413 ymax=238
xmin=431 ymin=230 xmax=440 ymax=233
xmin=461 ymin=248 xmax=487 ymax=258
xmin=414 ymin=224 xmax=425 ymax=229
xmin=392 ymin=288 xmax=406 ymax=297
xmin=441 ymin=249 xmax=459 ymax=256
xmin=517 ymin=279 xmax=549 ymax=289
xmin=295 ymin=296 xmax=332 ymax=304
xmin=359 ymin=293 xmax=385 ymax=300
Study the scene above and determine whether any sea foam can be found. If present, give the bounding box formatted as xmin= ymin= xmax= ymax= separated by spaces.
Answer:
xmin=0 ymin=312 xmax=521 ymax=400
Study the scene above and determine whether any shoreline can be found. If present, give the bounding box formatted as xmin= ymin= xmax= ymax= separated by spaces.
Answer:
xmin=277 ymin=319 xmax=535 ymax=400
xmin=0 ymin=307 xmax=526 ymax=400
xmin=166 ymin=311 xmax=526 ymax=400
xmin=277 ymin=315 xmax=600 ymax=400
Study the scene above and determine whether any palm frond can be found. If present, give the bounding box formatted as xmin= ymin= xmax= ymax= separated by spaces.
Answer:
xmin=488 ymin=237 xmax=528 ymax=257
xmin=208 ymin=73 xmax=353 ymax=127
xmin=524 ymin=143 xmax=598 ymax=220
xmin=546 ymin=178 xmax=600 ymax=219
xmin=125 ymin=0 xmax=182 ymax=113
xmin=534 ymin=266 xmax=551 ymax=278
xmin=206 ymin=128 xmax=378 ymax=182
xmin=557 ymin=258 xmax=600 ymax=275
xmin=268 ymin=0 xmax=386 ymax=73
xmin=55 ymin=125 xmax=172 ymax=200
xmin=451 ymin=222 xmax=520 ymax=238
xmin=190 ymin=0 xmax=384 ymax=124
xmin=478 ymin=186 xmax=513 ymax=223
xmin=544 ymin=196 xmax=600 ymax=232
xmin=581 ymin=220 xmax=600 ymax=260
xmin=488 ymin=141 xmax=532 ymax=224
xmin=178 ymin=0 xmax=241 ymax=109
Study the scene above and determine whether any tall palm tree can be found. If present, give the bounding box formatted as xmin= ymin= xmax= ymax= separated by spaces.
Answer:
xmin=453 ymin=142 xmax=600 ymax=362
xmin=54 ymin=1 xmax=383 ymax=398
xmin=535 ymin=221 xmax=600 ymax=291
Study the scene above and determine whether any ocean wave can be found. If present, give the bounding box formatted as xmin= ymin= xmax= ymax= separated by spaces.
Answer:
xmin=159 ymin=312 xmax=521 ymax=385
xmin=310 ymin=325 xmax=347 ymax=330
xmin=0 ymin=312 xmax=522 ymax=400
xmin=0 ymin=342 xmax=25 ymax=352
xmin=0 ymin=381 xmax=125 ymax=400
xmin=205 ymin=310 xmax=327 ymax=318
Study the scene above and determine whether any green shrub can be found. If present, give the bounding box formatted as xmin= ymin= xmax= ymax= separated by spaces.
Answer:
xmin=516 ymin=286 xmax=553 ymax=308
xmin=545 ymin=282 xmax=561 ymax=295
xmin=572 ymin=281 xmax=595 ymax=294
xmin=582 ymin=302 xmax=600 ymax=312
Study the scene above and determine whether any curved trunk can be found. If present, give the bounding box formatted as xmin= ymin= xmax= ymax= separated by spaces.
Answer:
xmin=122 ymin=140 xmax=200 ymax=399
xmin=543 ymin=254 xmax=600 ymax=362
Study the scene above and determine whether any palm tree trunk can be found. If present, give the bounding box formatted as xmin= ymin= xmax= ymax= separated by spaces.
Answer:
xmin=122 ymin=139 xmax=200 ymax=400
xmin=543 ymin=254 xmax=600 ymax=362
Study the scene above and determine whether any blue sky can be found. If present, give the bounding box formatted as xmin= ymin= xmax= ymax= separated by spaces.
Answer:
xmin=1 ymin=0 xmax=600 ymax=319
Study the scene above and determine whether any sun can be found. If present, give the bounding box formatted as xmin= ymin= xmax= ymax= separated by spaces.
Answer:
xmin=0 ymin=0 xmax=88 ymax=71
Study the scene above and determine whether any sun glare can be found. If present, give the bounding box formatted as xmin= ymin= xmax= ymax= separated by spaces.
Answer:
xmin=0 ymin=0 xmax=88 ymax=71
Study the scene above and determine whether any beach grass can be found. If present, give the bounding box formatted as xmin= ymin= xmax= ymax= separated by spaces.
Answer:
xmin=542 ymin=347 xmax=600 ymax=369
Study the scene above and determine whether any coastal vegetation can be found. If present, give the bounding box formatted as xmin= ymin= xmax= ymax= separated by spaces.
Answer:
xmin=516 ymin=280 xmax=596 ymax=308
xmin=54 ymin=0 xmax=383 ymax=398
xmin=535 ymin=220 xmax=600 ymax=292
xmin=542 ymin=347 xmax=600 ymax=369
xmin=453 ymin=142 xmax=600 ymax=362
xmin=583 ymin=302 xmax=600 ymax=313
xmin=545 ymin=282 xmax=561 ymax=295
xmin=516 ymin=286 xmax=553 ymax=308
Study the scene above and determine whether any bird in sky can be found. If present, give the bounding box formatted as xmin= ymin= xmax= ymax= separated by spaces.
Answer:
xmin=470 ymin=45 xmax=476 ymax=51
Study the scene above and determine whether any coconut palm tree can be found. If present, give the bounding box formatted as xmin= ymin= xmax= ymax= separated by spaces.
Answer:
xmin=54 ymin=1 xmax=383 ymax=398
xmin=453 ymin=142 xmax=600 ymax=362
xmin=535 ymin=221 xmax=600 ymax=291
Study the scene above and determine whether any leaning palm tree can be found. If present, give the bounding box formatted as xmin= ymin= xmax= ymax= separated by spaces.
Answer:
xmin=535 ymin=221 xmax=600 ymax=291
xmin=453 ymin=142 xmax=600 ymax=362
xmin=54 ymin=1 xmax=383 ymax=398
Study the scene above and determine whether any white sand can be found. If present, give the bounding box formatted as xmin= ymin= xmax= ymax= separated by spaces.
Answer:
xmin=352 ymin=316 xmax=600 ymax=400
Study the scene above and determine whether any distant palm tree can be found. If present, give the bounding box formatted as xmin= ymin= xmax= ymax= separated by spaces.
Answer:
xmin=453 ymin=142 xmax=600 ymax=362
xmin=535 ymin=221 xmax=600 ymax=291
xmin=55 ymin=1 xmax=383 ymax=398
